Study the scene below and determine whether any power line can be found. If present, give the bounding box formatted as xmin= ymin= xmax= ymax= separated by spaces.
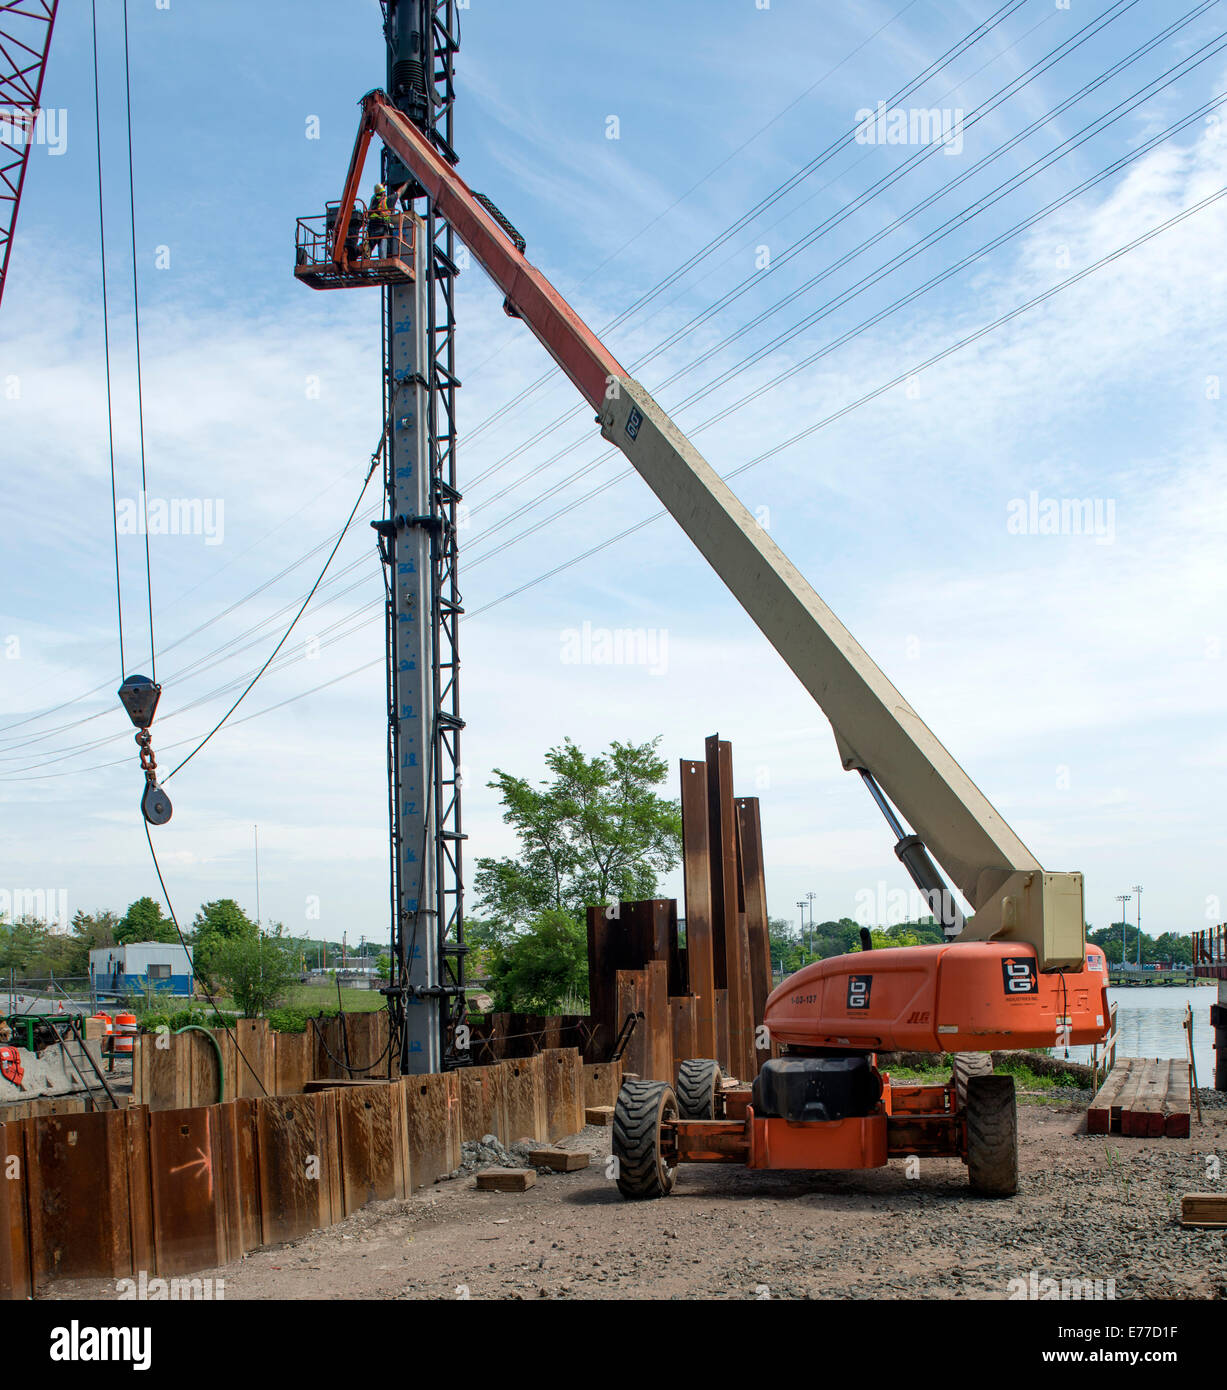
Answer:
xmin=8 ymin=178 xmax=1222 ymax=781
xmin=463 ymin=0 xmax=1149 ymax=506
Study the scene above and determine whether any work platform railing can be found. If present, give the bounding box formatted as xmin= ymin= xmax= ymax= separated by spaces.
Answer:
xmin=293 ymin=201 xmax=417 ymax=289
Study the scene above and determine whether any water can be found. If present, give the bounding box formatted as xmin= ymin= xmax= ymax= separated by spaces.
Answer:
xmin=1060 ymin=984 xmax=1219 ymax=1083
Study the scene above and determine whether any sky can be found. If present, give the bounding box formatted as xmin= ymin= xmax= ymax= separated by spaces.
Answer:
xmin=0 ymin=0 xmax=1224 ymax=953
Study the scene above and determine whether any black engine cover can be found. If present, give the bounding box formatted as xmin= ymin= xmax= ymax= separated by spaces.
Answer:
xmin=752 ymin=1056 xmax=881 ymax=1122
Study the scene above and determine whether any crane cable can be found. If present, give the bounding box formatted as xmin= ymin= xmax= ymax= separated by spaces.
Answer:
xmin=91 ymin=0 xmax=124 ymax=680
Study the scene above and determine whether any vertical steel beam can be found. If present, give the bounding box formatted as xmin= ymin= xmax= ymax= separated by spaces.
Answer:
xmin=381 ymin=0 xmax=465 ymax=1072
xmin=385 ymin=232 xmax=440 ymax=1073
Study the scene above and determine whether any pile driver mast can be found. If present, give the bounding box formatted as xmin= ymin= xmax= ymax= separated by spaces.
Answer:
xmin=377 ymin=0 xmax=467 ymax=1074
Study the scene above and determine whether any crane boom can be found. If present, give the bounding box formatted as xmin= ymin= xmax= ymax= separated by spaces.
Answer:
xmin=361 ymin=89 xmax=1085 ymax=971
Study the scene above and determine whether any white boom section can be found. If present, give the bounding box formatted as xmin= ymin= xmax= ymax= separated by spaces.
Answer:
xmin=599 ymin=380 xmax=1085 ymax=971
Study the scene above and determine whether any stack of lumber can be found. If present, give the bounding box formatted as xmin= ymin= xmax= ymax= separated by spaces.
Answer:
xmin=1086 ymin=1058 xmax=1191 ymax=1137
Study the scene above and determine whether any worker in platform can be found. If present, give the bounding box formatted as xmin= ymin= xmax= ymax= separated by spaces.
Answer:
xmin=369 ymin=183 xmax=392 ymax=258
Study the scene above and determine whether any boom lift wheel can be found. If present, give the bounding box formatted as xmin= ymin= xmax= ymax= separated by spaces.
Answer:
xmin=965 ymin=1073 xmax=1018 ymax=1196
xmin=951 ymin=1051 xmax=994 ymax=1109
xmin=613 ymin=1079 xmax=678 ymax=1199
xmin=675 ymin=1058 xmax=723 ymax=1119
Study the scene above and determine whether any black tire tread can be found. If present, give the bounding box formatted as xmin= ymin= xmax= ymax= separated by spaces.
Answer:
xmin=966 ymin=1074 xmax=1018 ymax=1196
xmin=952 ymin=1051 xmax=994 ymax=1109
xmin=675 ymin=1058 xmax=722 ymax=1119
xmin=612 ymin=1080 xmax=677 ymax=1199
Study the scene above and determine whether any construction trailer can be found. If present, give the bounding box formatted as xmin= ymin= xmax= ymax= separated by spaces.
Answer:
xmin=89 ymin=941 xmax=194 ymax=1000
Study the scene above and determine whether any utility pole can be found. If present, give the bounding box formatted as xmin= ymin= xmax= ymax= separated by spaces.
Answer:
xmin=806 ymin=891 xmax=816 ymax=957
xmin=1116 ymin=894 xmax=1132 ymax=968
xmin=379 ymin=1 xmax=466 ymax=1073
xmin=1132 ymin=884 xmax=1143 ymax=967
xmin=796 ymin=900 xmax=807 ymax=961
xmin=253 ymin=824 xmax=261 ymax=929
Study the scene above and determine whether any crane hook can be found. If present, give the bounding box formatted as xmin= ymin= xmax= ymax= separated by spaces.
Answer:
xmin=118 ymin=675 xmax=173 ymax=826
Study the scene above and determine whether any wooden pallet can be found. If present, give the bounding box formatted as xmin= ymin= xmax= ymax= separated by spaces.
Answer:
xmin=1087 ymin=1058 xmax=1190 ymax=1137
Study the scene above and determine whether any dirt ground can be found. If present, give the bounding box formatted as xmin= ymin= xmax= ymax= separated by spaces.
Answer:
xmin=44 ymin=1091 xmax=1227 ymax=1302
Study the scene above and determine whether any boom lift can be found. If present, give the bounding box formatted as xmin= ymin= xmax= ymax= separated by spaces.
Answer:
xmin=298 ymin=87 xmax=1110 ymax=1195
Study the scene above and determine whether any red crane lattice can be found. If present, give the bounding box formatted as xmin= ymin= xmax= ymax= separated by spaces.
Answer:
xmin=0 ymin=0 xmax=58 ymax=311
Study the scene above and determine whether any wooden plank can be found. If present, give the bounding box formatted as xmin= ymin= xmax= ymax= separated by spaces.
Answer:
xmin=644 ymin=960 xmax=671 ymax=1082
xmin=1125 ymin=1059 xmax=1167 ymax=1137
xmin=502 ymin=1054 xmax=547 ymax=1144
xmin=257 ymin=1093 xmax=335 ymax=1245
xmin=1181 ymin=1193 xmax=1227 ymax=1227
xmin=670 ymin=996 xmax=696 ymax=1078
xmin=541 ymin=1048 xmax=585 ymax=1141
xmin=274 ymin=1030 xmax=312 ymax=1097
xmin=475 ymin=1168 xmax=535 ymax=1192
xmin=528 ymin=1148 xmax=589 ymax=1171
xmin=459 ymin=1063 xmax=510 ymax=1144
xmin=680 ymin=757 xmax=717 ymax=1059
xmin=1120 ymin=1059 xmax=1161 ymax=1137
xmin=1111 ymin=1059 xmax=1149 ymax=1134
xmin=707 ymin=736 xmax=755 ymax=1083
xmin=736 ymin=795 xmax=773 ymax=1075
xmin=1163 ymin=1058 xmax=1191 ymax=1138
xmin=26 ymin=1110 xmax=133 ymax=1281
xmin=336 ymin=1083 xmax=399 ymax=1216
xmin=615 ymin=969 xmax=648 ymax=1082
xmin=585 ymin=1106 xmax=614 ymax=1126
xmin=1087 ymin=1061 xmax=1132 ymax=1134
xmin=0 ymin=1120 xmax=32 ymax=1300
xmin=581 ymin=1060 xmax=622 ymax=1110
xmin=402 ymin=1072 xmax=462 ymax=1190
xmin=148 ymin=1106 xmax=225 ymax=1275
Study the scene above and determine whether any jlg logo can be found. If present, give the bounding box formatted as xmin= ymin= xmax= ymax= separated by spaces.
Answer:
xmin=906 ymin=1010 xmax=930 ymax=1024
xmin=1001 ymin=957 xmax=1038 ymax=994
xmin=847 ymin=975 xmax=872 ymax=1010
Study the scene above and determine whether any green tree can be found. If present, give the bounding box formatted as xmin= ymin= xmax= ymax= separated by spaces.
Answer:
xmin=474 ymin=737 xmax=682 ymax=931
xmin=0 ymin=915 xmax=50 ymax=973
xmin=64 ymin=909 xmax=120 ymax=975
xmin=210 ymin=928 xmax=297 ymax=1017
xmin=117 ymin=896 xmax=177 ymax=946
xmin=487 ymin=909 xmax=589 ymax=1013
xmin=191 ymin=898 xmax=257 ymax=978
xmin=1152 ymin=931 xmax=1193 ymax=966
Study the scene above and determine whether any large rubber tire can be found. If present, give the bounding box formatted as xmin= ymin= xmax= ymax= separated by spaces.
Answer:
xmin=675 ymin=1058 xmax=723 ymax=1119
xmin=952 ymin=1051 xmax=994 ymax=1109
xmin=613 ymin=1080 xmax=678 ymax=1199
xmin=965 ymin=1074 xmax=1019 ymax=1196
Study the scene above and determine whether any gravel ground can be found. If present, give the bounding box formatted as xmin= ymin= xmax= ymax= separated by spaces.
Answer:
xmin=42 ymin=1087 xmax=1227 ymax=1302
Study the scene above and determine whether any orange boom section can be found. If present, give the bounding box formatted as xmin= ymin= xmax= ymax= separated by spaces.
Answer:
xmin=764 ymin=942 xmax=1109 ymax=1053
